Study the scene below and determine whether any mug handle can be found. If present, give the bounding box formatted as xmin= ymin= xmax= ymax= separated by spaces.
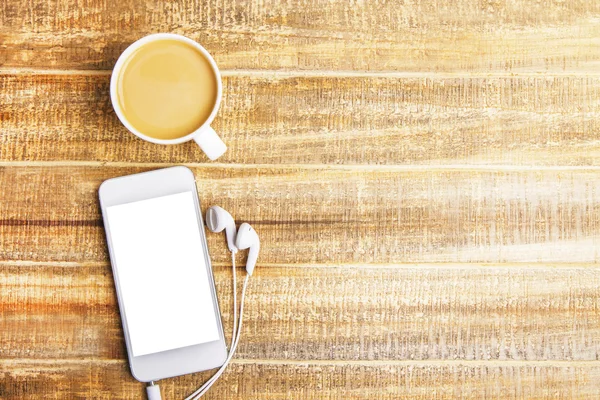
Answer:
xmin=193 ymin=126 xmax=227 ymax=160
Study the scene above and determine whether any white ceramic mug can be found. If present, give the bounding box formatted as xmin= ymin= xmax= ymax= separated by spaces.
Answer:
xmin=110 ymin=33 xmax=226 ymax=160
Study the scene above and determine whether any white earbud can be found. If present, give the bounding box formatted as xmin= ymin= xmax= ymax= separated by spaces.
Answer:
xmin=205 ymin=206 xmax=238 ymax=253
xmin=235 ymin=223 xmax=260 ymax=276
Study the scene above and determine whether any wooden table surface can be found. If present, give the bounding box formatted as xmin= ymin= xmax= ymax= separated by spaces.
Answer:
xmin=2 ymin=0 xmax=600 ymax=399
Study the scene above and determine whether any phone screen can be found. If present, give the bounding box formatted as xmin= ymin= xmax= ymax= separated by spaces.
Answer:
xmin=105 ymin=191 xmax=220 ymax=357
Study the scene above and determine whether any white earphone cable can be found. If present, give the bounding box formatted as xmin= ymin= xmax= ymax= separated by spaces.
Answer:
xmin=184 ymin=273 xmax=250 ymax=400
xmin=148 ymin=253 xmax=250 ymax=400
xmin=231 ymin=251 xmax=238 ymax=351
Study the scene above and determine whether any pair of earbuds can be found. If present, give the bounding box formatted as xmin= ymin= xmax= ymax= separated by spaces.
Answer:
xmin=205 ymin=205 xmax=260 ymax=274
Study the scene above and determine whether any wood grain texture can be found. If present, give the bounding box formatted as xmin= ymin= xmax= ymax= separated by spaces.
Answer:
xmin=2 ymin=166 xmax=600 ymax=264
xmin=4 ymin=73 xmax=600 ymax=166
xmin=2 ymin=359 xmax=600 ymax=400
xmin=3 ymin=263 xmax=600 ymax=362
xmin=3 ymin=0 xmax=600 ymax=397
xmin=2 ymin=0 xmax=600 ymax=72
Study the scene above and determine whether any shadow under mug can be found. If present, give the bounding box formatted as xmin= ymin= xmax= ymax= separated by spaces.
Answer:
xmin=110 ymin=33 xmax=227 ymax=160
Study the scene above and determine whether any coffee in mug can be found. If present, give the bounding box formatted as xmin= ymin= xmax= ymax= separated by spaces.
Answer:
xmin=111 ymin=34 xmax=227 ymax=160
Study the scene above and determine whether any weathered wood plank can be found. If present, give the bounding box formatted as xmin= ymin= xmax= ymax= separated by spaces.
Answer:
xmin=2 ymin=263 xmax=600 ymax=361
xmin=2 ymin=0 xmax=600 ymax=72
xmin=2 ymin=359 xmax=600 ymax=399
xmin=3 ymin=74 xmax=600 ymax=166
xmin=2 ymin=166 xmax=600 ymax=264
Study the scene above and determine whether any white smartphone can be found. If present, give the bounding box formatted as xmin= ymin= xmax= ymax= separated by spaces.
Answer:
xmin=99 ymin=166 xmax=227 ymax=382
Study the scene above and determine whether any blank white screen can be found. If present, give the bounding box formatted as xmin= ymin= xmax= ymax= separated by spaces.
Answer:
xmin=106 ymin=191 xmax=219 ymax=357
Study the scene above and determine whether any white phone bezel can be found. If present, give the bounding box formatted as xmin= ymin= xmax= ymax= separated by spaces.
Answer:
xmin=98 ymin=166 xmax=227 ymax=382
